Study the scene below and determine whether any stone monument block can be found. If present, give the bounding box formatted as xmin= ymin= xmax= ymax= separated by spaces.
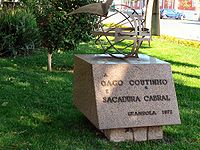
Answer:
xmin=133 ymin=127 xmax=148 ymax=141
xmin=74 ymin=54 xmax=181 ymax=141
xmin=148 ymin=126 xmax=163 ymax=140
xmin=103 ymin=128 xmax=133 ymax=142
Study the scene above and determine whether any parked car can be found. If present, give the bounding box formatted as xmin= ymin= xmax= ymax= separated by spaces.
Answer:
xmin=160 ymin=9 xmax=185 ymax=20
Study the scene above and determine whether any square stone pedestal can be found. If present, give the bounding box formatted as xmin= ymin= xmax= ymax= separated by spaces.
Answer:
xmin=102 ymin=126 xmax=163 ymax=142
xmin=74 ymin=54 xmax=181 ymax=142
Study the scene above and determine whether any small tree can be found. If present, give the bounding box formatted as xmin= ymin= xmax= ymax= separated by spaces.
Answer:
xmin=22 ymin=0 xmax=97 ymax=71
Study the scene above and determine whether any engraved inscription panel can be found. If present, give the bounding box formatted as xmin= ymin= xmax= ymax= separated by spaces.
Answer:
xmin=93 ymin=64 xmax=181 ymax=129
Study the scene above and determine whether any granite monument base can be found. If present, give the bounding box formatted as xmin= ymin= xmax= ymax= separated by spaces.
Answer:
xmin=102 ymin=126 xmax=163 ymax=142
xmin=74 ymin=54 xmax=181 ymax=142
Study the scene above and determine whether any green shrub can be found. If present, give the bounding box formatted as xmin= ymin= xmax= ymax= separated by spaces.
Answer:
xmin=0 ymin=9 xmax=40 ymax=57
xmin=21 ymin=0 xmax=97 ymax=51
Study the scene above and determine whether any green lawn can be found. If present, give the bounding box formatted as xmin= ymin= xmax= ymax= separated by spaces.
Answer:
xmin=0 ymin=38 xmax=199 ymax=149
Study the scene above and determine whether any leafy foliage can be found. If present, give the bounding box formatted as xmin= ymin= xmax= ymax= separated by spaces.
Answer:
xmin=21 ymin=0 xmax=98 ymax=52
xmin=0 ymin=0 xmax=98 ymax=57
xmin=0 ymin=9 xmax=40 ymax=57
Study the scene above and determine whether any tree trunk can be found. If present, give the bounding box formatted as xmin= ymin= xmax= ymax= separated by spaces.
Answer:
xmin=152 ymin=0 xmax=160 ymax=36
xmin=47 ymin=50 xmax=52 ymax=72
xmin=1 ymin=0 xmax=4 ymax=5
xmin=198 ymin=10 xmax=200 ymax=21
xmin=144 ymin=0 xmax=154 ymax=30
xmin=145 ymin=0 xmax=160 ymax=36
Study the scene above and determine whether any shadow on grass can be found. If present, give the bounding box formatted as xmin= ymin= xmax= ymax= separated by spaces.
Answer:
xmin=165 ymin=60 xmax=199 ymax=68
xmin=173 ymin=71 xmax=200 ymax=79
xmin=79 ymin=39 xmax=152 ymax=56
xmin=142 ymin=53 xmax=199 ymax=68
xmin=1 ymin=76 xmax=199 ymax=149
xmin=0 ymin=48 xmax=200 ymax=149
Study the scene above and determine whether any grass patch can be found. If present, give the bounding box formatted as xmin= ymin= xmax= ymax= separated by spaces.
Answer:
xmin=156 ymin=35 xmax=200 ymax=48
xmin=0 ymin=38 xmax=200 ymax=149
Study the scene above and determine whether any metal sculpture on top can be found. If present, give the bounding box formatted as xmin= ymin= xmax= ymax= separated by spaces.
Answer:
xmin=68 ymin=0 xmax=151 ymax=58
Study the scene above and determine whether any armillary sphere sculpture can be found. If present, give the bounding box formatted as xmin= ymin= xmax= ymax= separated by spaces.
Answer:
xmin=68 ymin=0 xmax=151 ymax=58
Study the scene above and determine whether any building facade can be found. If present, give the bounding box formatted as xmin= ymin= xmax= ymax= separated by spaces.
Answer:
xmin=159 ymin=0 xmax=200 ymax=20
xmin=159 ymin=0 xmax=197 ymax=10
xmin=112 ymin=0 xmax=200 ymax=20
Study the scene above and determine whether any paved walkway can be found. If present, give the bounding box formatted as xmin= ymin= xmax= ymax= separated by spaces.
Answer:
xmin=160 ymin=19 xmax=200 ymax=41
